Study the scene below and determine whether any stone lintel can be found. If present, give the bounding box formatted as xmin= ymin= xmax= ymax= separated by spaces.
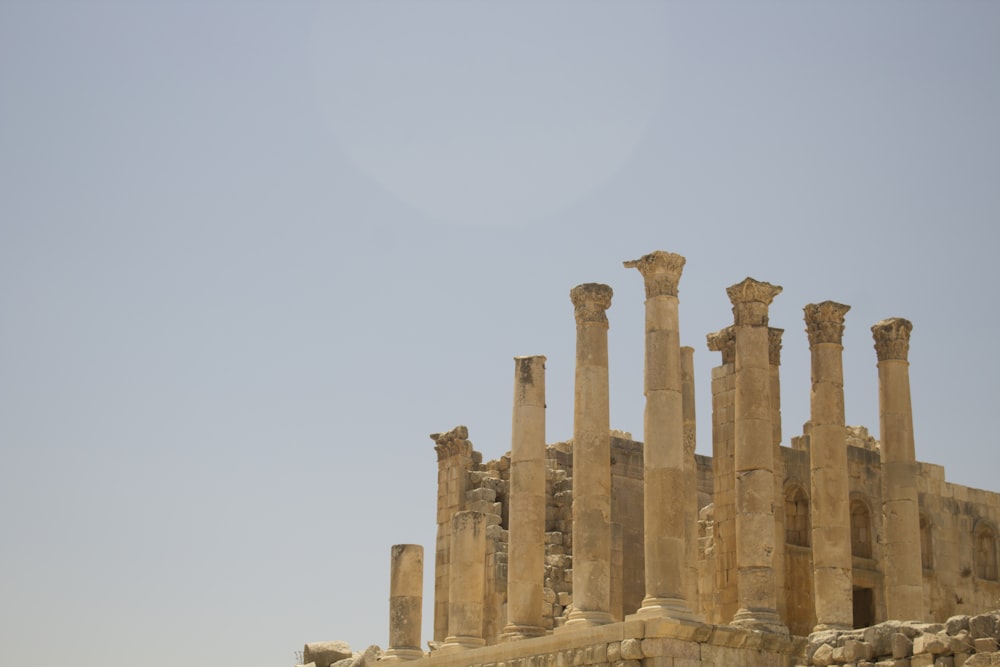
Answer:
xmin=727 ymin=278 xmax=782 ymax=327
xmin=570 ymin=283 xmax=613 ymax=326
xmin=623 ymin=250 xmax=686 ymax=299
xmin=804 ymin=301 xmax=851 ymax=346
xmin=872 ymin=317 xmax=913 ymax=361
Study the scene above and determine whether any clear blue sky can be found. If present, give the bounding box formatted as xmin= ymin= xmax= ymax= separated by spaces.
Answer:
xmin=2 ymin=2 xmax=998 ymax=666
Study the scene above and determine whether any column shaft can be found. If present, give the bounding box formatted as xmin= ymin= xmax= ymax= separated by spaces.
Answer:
xmin=805 ymin=302 xmax=853 ymax=631
xmin=442 ymin=511 xmax=487 ymax=650
xmin=565 ymin=283 xmax=614 ymax=628
xmin=873 ymin=318 xmax=924 ymax=621
xmin=624 ymin=251 xmax=695 ymax=621
xmin=503 ymin=355 xmax=547 ymax=640
xmin=681 ymin=346 xmax=700 ymax=612
xmin=384 ymin=544 xmax=424 ymax=661
xmin=707 ymin=327 xmax=737 ymax=625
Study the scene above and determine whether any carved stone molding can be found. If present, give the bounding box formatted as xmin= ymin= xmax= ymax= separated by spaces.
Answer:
xmin=804 ymin=301 xmax=851 ymax=346
xmin=623 ymin=250 xmax=686 ymax=299
xmin=768 ymin=328 xmax=784 ymax=366
xmin=431 ymin=425 xmax=473 ymax=461
xmin=726 ymin=277 xmax=782 ymax=327
xmin=570 ymin=283 xmax=613 ymax=326
xmin=872 ymin=317 xmax=913 ymax=362
xmin=706 ymin=326 xmax=736 ymax=365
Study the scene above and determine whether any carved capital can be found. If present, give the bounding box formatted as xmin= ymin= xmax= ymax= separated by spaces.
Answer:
xmin=706 ymin=326 xmax=736 ymax=365
xmin=804 ymin=301 xmax=851 ymax=346
xmin=431 ymin=425 xmax=473 ymax=461
xmin=768 ymin=328 xmax=784 ymax=366
xmin=623 ymin=250 xmax=686 ymax=299
xmin=871 ymin=317 xmax=912 ymax=362
xmin=726 ymin=277 xmax=782 ymax=327
xmin=570 ymin=283 xmax=613 ymax=326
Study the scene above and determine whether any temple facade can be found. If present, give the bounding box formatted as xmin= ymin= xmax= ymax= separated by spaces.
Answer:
xmin=368 ymin=251 xmax=1000 ymax=667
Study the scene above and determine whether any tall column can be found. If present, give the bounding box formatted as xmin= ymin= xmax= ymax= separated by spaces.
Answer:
xmin=623 ymin=251 xmax=696 ymax=621
xmin=681 ymin=346 xmax=700 ymax=612
xmin=872 ymin=317 xmax=924 ymax=621
xmin=441 ymin=511 xmax=487 ymax=651
xmin=565 ymin=283 xmax=615 ymax=628
xmin=727 ymin=277 xmax=787 ymax=634
xmin=430 ymin=426 xmax=474 ymax=642
xmin=707 ymin=326 xmax=737 ymax=624
xmin=805 ymin=301 xmax=853 ymax=631
xmin=502 ymin=355 xmax=547 ymax=640
xmin=384 ymin=544 xmax=425 ymax=662
xmin=768 ymin=327 xmax=787 ymax=624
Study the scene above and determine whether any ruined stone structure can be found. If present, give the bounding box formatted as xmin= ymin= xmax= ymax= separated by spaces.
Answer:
xmin=313 ymin=251 xmax=1000 ymax=667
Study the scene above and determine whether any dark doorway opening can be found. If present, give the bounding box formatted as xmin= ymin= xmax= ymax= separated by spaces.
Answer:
xmin=853 ymin=587 xmax=875 ymax=628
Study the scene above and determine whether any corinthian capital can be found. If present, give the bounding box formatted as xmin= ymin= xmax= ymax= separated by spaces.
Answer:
xmin=871 ymin=317 xmax=913 ymax=362
xmin=768 ymin=328 xmax=784 ymax=366
xmin=570 ymin=283 xmax=613 ymax=326
xmin=707 ymin=326 xmax=736 ymax=365
xmin=804 ymin=301 xmax=851 ymax=346
xmin=623 ymin=250 xmax=686 ymax=299
xmin=726 ymin=277 xmax=783 ymax=327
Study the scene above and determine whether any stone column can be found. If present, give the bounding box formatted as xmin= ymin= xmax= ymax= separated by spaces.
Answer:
xmin=441 ymin=511 xmax=487 ymax=651
xmin=768 ymin=328 xmax=787 ymax=624
xmin=681 ymin=345 xmax=700 ymax=612
xmin=707 ymin=326 xmax=737 ymax=625
xmin=502 ymin=355 xmax=547 ymax=640
xmin=727 ymin=277 xmax=787 ymax=634
xmin=805 ymin=301 xmax=853 ymax=631
xmin=565 ymin=282 xmax=615 ymax=628
xmin=623 ymin=251 xmax=696 ymax=621
xmin=872 ymin=317 xmax=925 ymax=621
xmin=430 ymin=426 xmax=474 ymax=642
xmin=384 ymin=544 xmax=425 ymax=662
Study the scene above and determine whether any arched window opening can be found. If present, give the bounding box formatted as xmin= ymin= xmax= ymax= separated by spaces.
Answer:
xmin=974 ymin=523 xmax=998 ymax=581
xmin=850 ymin=499 xmax=872 ymax=559
xmin=785 ymin=484 xmax=810 ymax=547
xmin=920 ymin=514 xmax=933 ymax=570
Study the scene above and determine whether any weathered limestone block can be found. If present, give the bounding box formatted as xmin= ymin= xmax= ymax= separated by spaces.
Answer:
xmin=946 ymin=616 xmax=971 ymax=636
xmin=909 ymin=655 xmax=935 ymax=667
xmin=304 ymin=640 xmax=353 ymax=667
xmin=970 ymin=615 xmax=998 ymax=639
xmin=866 ymin=622 xmax=904 ymax=658
xmin=913 ymin=632 xmax=949 ymax=655
xmin=619 ymin=638 xmax=643 ymax=660
xmin=845 ymin=639 xmax=875 ymax=662
xmin=975 ymin=638 xmax=1000 ymax=653
xmin=894 ymin=633 xmax=915 ymax=658
xmin=812 ymin=643 xmax=834 ymax=666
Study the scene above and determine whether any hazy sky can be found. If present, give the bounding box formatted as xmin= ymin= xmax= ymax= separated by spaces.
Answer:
xmin=2 ymin=2 xmax=999 ymax=666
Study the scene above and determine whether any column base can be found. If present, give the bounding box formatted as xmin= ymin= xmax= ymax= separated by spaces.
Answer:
xmin=380 ymin=647 xmax=425 ymax=662
xmin=559 ymin=609 xmax=615 ymax=630
xmin=500 ymin=624 xmax=547 ymax=641
xmin=630 ymin=595 xmax=700 ymax=623
xmin=731 ymin=608 xmax=789 ymax=636
xmin=438 ymin=635 xmax=486 ymax=652
xmin=812 ymin=622 xmax=852 ymax=634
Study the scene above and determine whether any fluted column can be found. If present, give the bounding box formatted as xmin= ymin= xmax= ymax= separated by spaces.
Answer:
xmin=623 ymin=251 xmax=696 ymax=621
xmin=681 ymin=345 xmax=700 ymax=612
xmin=384 ymin=544 xmax=425 ymax=662
xmin=805 ymin=301 xmax=853 ymax=631
xmin=727 ymin=277 xmax=787 ymax=634
xmin=565 ymin=283 xmax=615 ymax=628
xmin=707 ymin=326 xmax=737 ymax=624
xmin=502 ymin=355 xmax=547 ymax=640
xmin=441 ymin=511 xmax=487 ymax=650
xmin=873 ymin=317 xmax=924 ymax=621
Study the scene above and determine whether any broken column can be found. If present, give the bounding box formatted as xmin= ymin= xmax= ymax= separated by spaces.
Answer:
xmin=681 ymin=345 xmax=700 ymax=611
xmin=564 ymin=282 xmax=615 ymax=628
xmin=502 ymin=355 xmax=547 ymax=640
xmin=383 ymin=544 xmax=425 ymax=662
xmin=624 ymin=251 xmax=696 ymax=621
xmin=872 ymin=317 xmax=925 ymax=621
xmin=441 ymin=511 xmax=487 ymax=650
xmin=727 ymin=277 xmax=787 ymax=634
xmin=707 ymin=326 xmax=737 ymax=625
xmin=805 ymin=301 xmax=853 ymax=631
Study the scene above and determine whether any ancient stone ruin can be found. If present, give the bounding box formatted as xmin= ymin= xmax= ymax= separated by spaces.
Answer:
xmin=304 ymin=251 xmax=1000 ymax=667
